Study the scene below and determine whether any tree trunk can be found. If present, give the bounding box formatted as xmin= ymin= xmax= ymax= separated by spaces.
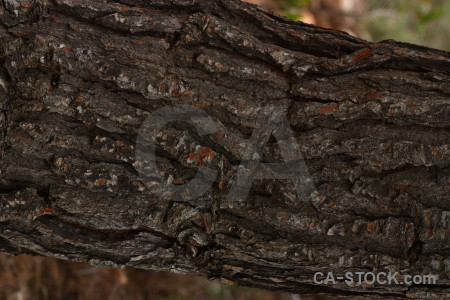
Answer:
xmin=0 ymin=0 xmax=449 ymax=299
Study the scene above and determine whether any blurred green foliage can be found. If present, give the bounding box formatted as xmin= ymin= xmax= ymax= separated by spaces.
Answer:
xmin=273 ymin=0 xmax=450 ymax=51
xmin=365 ymin=0 xmax=450 ymax=50
xmin=279 ymin=0 xmax=311 ymax=20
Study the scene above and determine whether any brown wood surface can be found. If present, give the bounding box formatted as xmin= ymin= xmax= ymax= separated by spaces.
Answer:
xmin=0 ymin=0 xmax=449 ymax=298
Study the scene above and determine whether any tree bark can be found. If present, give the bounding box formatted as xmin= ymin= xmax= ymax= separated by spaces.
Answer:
xmin=0 ymin=0 xmax=449 ymax=299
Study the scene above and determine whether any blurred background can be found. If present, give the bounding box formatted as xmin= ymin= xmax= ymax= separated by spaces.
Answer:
xmin=1 ymin=0 xmax=449 ymax=300
xmin=0 ymin=254 xmax=366 ymax=300
xmin=247 ymin=0 xmax=450 ymax=51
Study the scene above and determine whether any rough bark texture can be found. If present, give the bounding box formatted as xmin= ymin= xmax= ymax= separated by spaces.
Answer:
xmin=0 ymin=0 xmax=449 ymax=299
